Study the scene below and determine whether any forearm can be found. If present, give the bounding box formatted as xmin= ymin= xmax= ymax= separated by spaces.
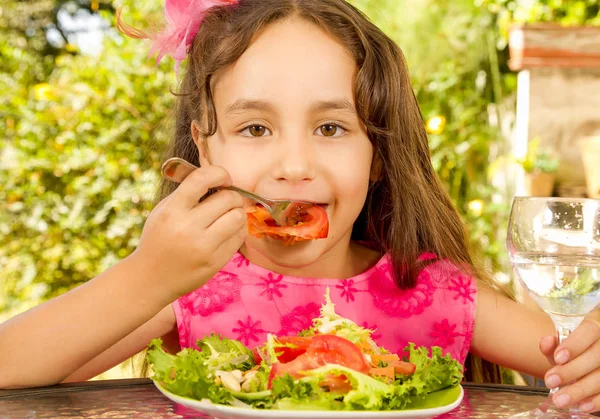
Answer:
xmin=471 ymin=284 xmax=555 ymax=379
xmin=0 ymin=252 xmax=171 ymax=388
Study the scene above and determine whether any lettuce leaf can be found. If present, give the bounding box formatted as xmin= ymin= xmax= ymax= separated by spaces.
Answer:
xmin=147 ymin=338 xmax=231 ymax=404
xmin=270 ymin=373 xmax=345 ymax=410
xmin=147 ymin=334 xmax=257 ymax=405
xmin=311 ymin=288 xmax=375 ymax=346
xmin=406 ymin=343 xmax=463 ymax=394
xmin=302 ymin=364 xmax=394 ymax=410
xmin=272 ymin=363 xmax=461 ymax=411
xmin=197 ymin=333 xmax=255 ymax=372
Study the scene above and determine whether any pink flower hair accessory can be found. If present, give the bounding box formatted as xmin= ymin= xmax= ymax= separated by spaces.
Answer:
xmin=117 ymin=0 xmax=238 ymax=73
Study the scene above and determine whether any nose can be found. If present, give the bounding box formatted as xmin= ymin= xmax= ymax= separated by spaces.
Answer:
xmin=272 ymin=134 xmax=316 ymax=185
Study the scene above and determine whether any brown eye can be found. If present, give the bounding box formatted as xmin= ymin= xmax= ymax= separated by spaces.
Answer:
xmin=249 ymin=125 xmax=266 ymax=136
xmin=320 ymin=124 xmax=337 ymax=137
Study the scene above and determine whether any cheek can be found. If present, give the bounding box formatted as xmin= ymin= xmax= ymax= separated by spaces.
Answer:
xmin=206 ymin=138 xmax=263 ymax=186
xmin=324 ymin=143 xmax=373 ymax=212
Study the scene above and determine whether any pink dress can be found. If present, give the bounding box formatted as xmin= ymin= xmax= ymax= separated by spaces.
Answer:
xmin=173 ymin=252 xmax=476 ymax=365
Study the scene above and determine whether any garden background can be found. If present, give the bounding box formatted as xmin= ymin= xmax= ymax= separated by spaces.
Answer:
xmin=1 ymin=0 xmax=599 ymax=380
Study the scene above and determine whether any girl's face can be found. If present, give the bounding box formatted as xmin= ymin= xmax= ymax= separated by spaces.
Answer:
xmin=196 ymin=18 xmax=374 ymax=274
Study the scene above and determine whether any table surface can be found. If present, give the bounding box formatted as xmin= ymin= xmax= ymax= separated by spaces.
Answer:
xmin=0 ymin=378 xmax=589 ymax=418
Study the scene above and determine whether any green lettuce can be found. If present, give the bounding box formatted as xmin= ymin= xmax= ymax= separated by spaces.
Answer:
xmin=310 ymin=288 xmax=375 ymax=345
xmin=147 ymin=334 xmax=258 ymax=405
xmin=270 ymin=373 xmax=345 ymax=410
xmin=304 ymin=364 xmax=394 ymax=410
xmin=147 ymin=338 xmax=231 ymax=404
xmin=267 ymin=362 xmax=462 ymax=411
xmin=197 ymin=333 xmax=255 ymax=372
xmin=406 ymin=343 xmax=463 ymax=393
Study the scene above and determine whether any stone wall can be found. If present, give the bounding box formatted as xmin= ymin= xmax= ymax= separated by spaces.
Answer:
xmin=515 ymin=67 xmax=600 ymax=196
xmin=510 ymin=25 xmax=600 ymax=197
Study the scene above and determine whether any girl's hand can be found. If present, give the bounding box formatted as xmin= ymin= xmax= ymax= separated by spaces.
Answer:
xmin=132 ymin=164 xmax=247 ymax=303
xmin=540 ymin=313 xmax=600 ymax=413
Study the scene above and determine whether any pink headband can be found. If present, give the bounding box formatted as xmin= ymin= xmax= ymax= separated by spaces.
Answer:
xmin=117 ymin=0 xmax=238 ymax=73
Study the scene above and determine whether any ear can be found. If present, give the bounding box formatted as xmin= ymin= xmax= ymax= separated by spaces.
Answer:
xmin=191 ymin=119 xmax=210 ymax=166
xmin=369 ymin=151 xmax=383 ymax=182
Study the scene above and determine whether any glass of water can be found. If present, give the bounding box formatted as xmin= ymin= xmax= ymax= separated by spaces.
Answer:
xmin=507 ymin=197 xmax=600 ymax=418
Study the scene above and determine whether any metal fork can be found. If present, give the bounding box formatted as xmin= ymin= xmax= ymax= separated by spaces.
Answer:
xmin=161 ymin=157 xmax=313 ymax=227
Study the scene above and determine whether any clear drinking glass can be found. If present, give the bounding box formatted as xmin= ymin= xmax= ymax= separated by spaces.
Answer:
xmin=507 ymin=197 xmax=600 ymax=418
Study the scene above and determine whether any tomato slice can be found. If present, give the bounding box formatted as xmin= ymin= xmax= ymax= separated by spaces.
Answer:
xmin=308 ymin=335 xmax=370 ymax=374
xmin=246 ymin=204 xmax=328 ymax=246
xmin=267 ymin=335 xmax=369 ymax=389
xmin=251 ymin=347 xmax=262 ymax=365
xmin=253 ymin=336 xmax=313 ymax=364
xmin=268 ymin=353 xmax=321 ymax=387
xmin=273 ymin=336 xmax=313 ymax=363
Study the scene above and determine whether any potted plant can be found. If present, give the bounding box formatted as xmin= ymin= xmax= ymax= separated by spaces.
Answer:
xmin=517 ymin=138 xmax=560 ymax=197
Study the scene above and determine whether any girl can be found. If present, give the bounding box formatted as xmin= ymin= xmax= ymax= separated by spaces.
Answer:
xmin=1 ymin=0 xmax=600 ymax=413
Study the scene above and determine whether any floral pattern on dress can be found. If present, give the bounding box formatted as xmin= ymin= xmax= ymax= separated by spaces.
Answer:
xmin=259 ymin=273 xmax=287 ymax=300
xmin=430 ymin=319 xmax=461 ymax=348
xmin=173 ymin=253 xmax=476 ymax=367
xmin=369 ymin=262 xmax=435 ymax=318
xmin=279 ymin=302 xmax=321 ymax=335
xmin=177 ymin=317 xmax=191 ymax=348
xmin=232 ymin=253 xmax=250 ymax=267
xmin=179 ymin=271 xmax=241 ymax=317
xmin=337 ymin=279 xmax=359 ymax=302
xmin=448 ymin=274 xmax=476 ymax=303
xmin=232 ymin=316 xmax=266 ymax=346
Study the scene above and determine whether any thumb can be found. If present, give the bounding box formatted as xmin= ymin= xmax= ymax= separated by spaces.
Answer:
xmin=540 ymin=335 xmax=557 ymax=366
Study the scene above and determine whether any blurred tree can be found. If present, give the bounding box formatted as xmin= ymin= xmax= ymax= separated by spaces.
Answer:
xmin=0 ymin=0 xmax=175 ymax=317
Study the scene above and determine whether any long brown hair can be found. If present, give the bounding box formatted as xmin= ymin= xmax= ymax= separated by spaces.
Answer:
xmin=122 ymin=0 xmax=506 ymax=383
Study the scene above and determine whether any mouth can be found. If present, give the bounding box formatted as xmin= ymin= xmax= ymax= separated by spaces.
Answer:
xmin=275 ymin=199 xmax=329 ymax=208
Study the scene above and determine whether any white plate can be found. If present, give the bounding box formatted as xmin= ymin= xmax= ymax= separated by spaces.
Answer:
xmin=154 ymin=382 xmax=464 ymax=419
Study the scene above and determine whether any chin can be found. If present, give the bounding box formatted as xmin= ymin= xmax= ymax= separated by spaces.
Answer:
xmin=243 ymin=236 xmax=332 ymax=269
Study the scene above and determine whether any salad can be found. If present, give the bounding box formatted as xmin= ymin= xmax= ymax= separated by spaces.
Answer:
xmin=148 ymin=290 xmax=463 ymax=411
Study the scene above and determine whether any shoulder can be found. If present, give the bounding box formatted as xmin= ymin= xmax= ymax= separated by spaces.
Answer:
xmin=420 ymin=255 xmax=475 ymax=283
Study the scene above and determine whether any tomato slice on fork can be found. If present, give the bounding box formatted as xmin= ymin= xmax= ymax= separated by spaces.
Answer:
xmin=246 ymin=204 xmax=328 ymax=245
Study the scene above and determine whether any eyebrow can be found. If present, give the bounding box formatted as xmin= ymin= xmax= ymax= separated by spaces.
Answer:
xmin=310 ymin=99 xmax=357 ymax=116
xmin=224 ymin=98 xmax=357 ymax=117
xmin=225 ymin=99 xmax=276 ymax=116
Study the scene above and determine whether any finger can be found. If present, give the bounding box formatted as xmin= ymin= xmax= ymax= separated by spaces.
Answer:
xmin=540 ymin=335 xmax=557 ymax=366
xmin=545 ymin=337 xmax=600 ymax=391
xmin=553 ymin=319 xmax=600 ymax=365
xmin=575 ymin=393 xmax=600 ymax=414
xmin=214 ymin=221 xmax=247 ymax=257
xmin=193 ymin=190 xmax=244 ymax=229
xmin=552 ymin=366 xmax=600 ymax=410
xmin=171 ymin=165 xmax=232 ymax=209
xmin=154 ymin=192 xmax=175 ymax=210
xmin=207 ymin=207 xmax=248 ymax=242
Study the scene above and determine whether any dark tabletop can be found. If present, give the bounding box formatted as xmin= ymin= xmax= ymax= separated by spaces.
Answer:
xmin=0 ymin=378 xmax=574 ymax=418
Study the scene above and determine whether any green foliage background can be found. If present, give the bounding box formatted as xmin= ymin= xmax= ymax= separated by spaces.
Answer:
xmin=1 ymin=0 xmax=598 ymax=324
